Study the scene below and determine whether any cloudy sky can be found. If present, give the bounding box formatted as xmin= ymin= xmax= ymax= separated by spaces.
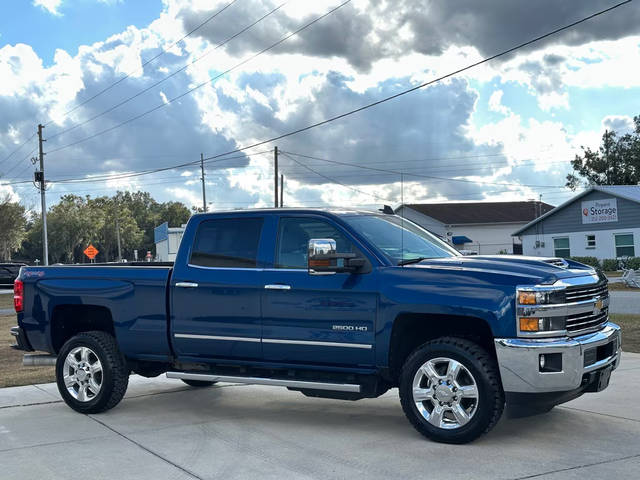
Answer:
xmin=1 ymin=0 xmax=639 ymax=212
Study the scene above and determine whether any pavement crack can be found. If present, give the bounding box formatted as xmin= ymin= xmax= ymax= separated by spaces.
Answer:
xmin=558 ymin=405 xmax=640 ymax=423
xmin=509 ymin=452 xmax=640 ymax=479
xmin=87 ymin=414 xmax=204 ymax=480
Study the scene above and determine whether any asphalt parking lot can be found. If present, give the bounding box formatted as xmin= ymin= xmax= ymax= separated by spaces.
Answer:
xmin=1 ymin=353 xmax=639 ymax=480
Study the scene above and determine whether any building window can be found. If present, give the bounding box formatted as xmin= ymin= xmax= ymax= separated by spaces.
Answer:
xmin=553 ymin=237 xmax=570 ymax=258
xmin=615 ymin=233 xmax=635 ymax=258
xmin=586 ymin=235 xmax=596 ymax=249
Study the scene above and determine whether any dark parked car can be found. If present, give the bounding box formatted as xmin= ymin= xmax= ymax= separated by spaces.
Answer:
xmin=0 ymin=263 xmax=26 ymax=287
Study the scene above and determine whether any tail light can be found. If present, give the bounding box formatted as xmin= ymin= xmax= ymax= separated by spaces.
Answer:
xmin=14 ymin=279 xmax=24 ymax=313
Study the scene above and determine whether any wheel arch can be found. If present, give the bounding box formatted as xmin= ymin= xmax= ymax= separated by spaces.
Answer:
xmin=387 ymin=313 xmax=496 ymax=386
xmin=51 ymin=304 xmax=116 ymax=354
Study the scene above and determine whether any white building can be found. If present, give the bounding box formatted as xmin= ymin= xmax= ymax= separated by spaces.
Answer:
xmin=154 ymin=222 xmax=186 ymax=262
xmin=395 ymin=201 xmax=553 ymax=255
xmin=513 ymin=185 xmax=640 ymax=261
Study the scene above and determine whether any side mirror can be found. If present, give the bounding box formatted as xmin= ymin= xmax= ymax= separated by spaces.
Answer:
xmin=308 ymin=238 xmax=365 ymax=275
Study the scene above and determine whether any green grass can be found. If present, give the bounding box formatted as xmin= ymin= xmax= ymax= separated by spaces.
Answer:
xmin=611 ymin=314 xmax=640 ymax=353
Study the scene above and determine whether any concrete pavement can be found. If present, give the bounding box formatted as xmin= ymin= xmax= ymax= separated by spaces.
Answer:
xmin=609 ymin=290 xmax=640 ymax=314
xmin=1 ymin=353 xmax=639 ymax=480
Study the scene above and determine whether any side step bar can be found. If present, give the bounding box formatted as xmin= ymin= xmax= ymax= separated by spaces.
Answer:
xmin=166 ymin=371 xmax=361 ymax=393
xmin=23 ymin=354 xmax=57 ymax=366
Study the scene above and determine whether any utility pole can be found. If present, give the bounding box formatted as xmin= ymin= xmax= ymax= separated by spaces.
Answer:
xmin=274 ymin=146 xmax=278 ymax=208
xmin=37 ymin=124 xmax=49 ymax=266
xmin=280 ymin=174 xmax=284 ymax=207
xmin=115 ymin=215 xmax=122 ymax=262
xmin=200 ymin=153 xmax=207 ymax=212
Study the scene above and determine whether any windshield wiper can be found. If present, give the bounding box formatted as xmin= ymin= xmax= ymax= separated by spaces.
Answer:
xmin=398 ymin=257 xmax=428 ymax=266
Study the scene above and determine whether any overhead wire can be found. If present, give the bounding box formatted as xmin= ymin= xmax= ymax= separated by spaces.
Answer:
xmin=43 ymin=0 xmax=241 ymax=127
xmin=47 ymin=1 xmax=289 ymax=141
xmin=0 ymin=132 xmax=36 ymax=167
xmin=280 ymin=150 xmax=569 ymax=189
xmin=46 ymin=0 xmax=353 ymax=154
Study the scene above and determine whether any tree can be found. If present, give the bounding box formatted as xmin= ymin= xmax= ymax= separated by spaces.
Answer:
xmin=0 ymin=195 xmax=27 ymax=261
xmin=566 ymin=115 xmax=640 ymax=189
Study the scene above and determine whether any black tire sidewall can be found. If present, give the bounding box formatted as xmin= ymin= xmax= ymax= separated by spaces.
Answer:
xmin=399 ymin=340 xmax=501 ymax=444
xmin=56 ymin=333 xmax=120 ymax=413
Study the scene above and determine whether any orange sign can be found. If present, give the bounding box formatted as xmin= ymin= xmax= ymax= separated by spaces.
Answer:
xmin=83 ymin=244 xmax=99 ymax=260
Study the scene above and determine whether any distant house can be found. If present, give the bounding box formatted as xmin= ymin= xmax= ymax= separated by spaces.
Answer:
xmin=395 ymin=201 xmax=554 ymax=255
xmin=513 ymin=185 xmax=640 ymax=260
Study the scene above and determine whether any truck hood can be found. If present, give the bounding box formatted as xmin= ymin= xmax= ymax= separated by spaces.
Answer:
xmin=405 ymin=255 xmax=599 ymax=285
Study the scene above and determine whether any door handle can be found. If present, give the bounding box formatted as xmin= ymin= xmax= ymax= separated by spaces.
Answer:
xmin=264 ymin=284 xmax=291 ymax=290
xmin=176 ymin=282 xmax=199 ymax=288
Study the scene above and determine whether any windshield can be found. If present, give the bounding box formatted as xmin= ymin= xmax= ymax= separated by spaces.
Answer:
xmin=342 ymin=214 xmax=459 ymax=264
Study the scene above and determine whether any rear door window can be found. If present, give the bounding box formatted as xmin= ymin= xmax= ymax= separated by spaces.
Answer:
xmin=190 ymin=217 xmax=264 ymax=268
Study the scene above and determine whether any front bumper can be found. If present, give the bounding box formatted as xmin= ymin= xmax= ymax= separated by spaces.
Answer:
xmin=494 ymin=322 xmax=621 ymax=393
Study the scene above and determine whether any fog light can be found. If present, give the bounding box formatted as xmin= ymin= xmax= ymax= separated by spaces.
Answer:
xmin=539 ymin=354 xmax=546 ymax=369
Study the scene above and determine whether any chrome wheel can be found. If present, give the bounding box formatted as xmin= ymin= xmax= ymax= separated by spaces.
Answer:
xmin=62 ymin=346 xmax=103 ymax=402
xmin=412 ymin=356 xmax=479 ymax=429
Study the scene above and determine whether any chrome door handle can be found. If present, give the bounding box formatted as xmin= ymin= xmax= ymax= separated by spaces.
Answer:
xmin=264 ymin=284 xmax=291 ymax=290
xmin=176 ymin=282 xmax=199 ymax=288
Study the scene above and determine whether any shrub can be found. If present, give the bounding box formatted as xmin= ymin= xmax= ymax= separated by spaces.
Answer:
xmin=570 ymin=256 xmax=600 ymax=268
xmin=626 ymin=257 xmax=640 ymax=270
xmin=602 ymin=259 xmax=619 ymax=271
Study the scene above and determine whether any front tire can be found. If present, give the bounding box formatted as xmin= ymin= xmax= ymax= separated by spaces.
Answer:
xmin=399 ymin=337 xmax=504 ymax=444
xmin=56 ymin=331 xmax=129 ymax=414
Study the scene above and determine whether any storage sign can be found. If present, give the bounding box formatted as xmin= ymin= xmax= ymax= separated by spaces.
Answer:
xmin=581 ymin=198 xmax=618 ymax=224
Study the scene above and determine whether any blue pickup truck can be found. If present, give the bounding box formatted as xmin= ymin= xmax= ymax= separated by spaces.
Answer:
xmin=10 ymin=208 xmax=621 ymax=443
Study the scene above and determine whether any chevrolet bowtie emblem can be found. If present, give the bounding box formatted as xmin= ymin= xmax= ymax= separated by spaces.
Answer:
xmin=594 ymin=298 xmax=603 ymax=314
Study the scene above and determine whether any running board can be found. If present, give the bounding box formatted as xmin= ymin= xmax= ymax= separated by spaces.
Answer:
xmin=166 ymin=371 xmax=361 ymax=393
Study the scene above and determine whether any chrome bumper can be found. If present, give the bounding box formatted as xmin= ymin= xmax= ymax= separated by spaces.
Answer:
xmin=495 ymin=322 xmax=621 ymax=393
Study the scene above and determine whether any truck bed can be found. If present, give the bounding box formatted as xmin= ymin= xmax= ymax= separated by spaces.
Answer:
xmin=18 ymin=264 xmax=173 ymax=362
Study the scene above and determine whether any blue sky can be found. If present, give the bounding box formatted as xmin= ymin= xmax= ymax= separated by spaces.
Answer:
xmin=1 ymin=0 xmax=639 ymax=210
xmin=0 ymin=0 xmax=161 ymax=65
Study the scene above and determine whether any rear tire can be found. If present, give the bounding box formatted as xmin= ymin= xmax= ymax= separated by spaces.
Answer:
xmin=181 ymin=379 xmax=217 ymax=387
xmin=56 ymin=331 xmax=129 ymax=414
xmin=399 ymin=337 xmax=504 ymax=444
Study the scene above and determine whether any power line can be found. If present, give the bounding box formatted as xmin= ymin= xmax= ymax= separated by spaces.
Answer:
xmin=281 ymin=150 xmax=568 ymax=189
xmin=0 ymin=132 xmax=36 ymax=167
xmin=190 ymin=0 xmax=632 ymax=169
xmin=47 ymin=1 xmax=288 ymax=141
xmin=46 ymin=0 xmax=352 ymax=154
xmin=280 ymin=151 xmax=394 ymax=202
xmin=0 ymin=149 xmax=273 ymax=187
xmin=44 ymin=0 xmax=241 ymax=127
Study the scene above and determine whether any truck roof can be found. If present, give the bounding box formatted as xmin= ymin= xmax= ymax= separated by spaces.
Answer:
xmin=191 ymin=207 xmax=385 ymax=218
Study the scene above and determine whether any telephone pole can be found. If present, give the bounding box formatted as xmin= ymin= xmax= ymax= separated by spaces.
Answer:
xmin=115 ymin=215 xmax=122 ymax=262
xmin=274 ymin=147 xmax=279 ymax=208
xmin=280 ymin=174 xmax=284 ymax=207
xmin=200 ymin=153 xmax=207 ymax=212
xmin=274 ymin=146 xmax=280 ymax=208
xmin=37 ymin=124 xmax=49 ymax=266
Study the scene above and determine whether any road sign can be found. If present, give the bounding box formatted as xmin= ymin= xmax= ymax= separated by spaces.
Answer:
xmin=84 ymin=244 xmax=99 ymax=260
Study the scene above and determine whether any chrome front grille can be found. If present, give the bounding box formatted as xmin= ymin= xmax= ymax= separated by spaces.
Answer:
xmin=565 ymin=281 xmax=608 ymax=303
xmin=565 ymin=280 xmax=609 ymax=335
xmin=566 ymin=308 xmax=609 ymax=334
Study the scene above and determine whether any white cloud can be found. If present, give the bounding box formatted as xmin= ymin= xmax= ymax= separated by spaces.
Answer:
xmin=33 ymin=0 xmax=63 ymax=16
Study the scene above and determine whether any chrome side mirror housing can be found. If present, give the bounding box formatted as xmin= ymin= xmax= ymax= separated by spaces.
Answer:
xmin=308 ymin=238 xmax=337 ymax=275
xmin=308 ymin=238 xmax=365 ymax=275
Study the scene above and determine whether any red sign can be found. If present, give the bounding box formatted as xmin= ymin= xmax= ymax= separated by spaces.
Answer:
xmin=84 ymin=244 xmax=99 ymax=259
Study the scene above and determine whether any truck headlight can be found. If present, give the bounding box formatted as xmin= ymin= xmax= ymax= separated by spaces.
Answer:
xmin=516 ymin=287 xmax=567 ymax=337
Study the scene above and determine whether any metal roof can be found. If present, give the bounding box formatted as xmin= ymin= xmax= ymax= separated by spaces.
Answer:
xmin=512 ymin=185 xmax=640 ymax=236
xmin=399 ymin=201 xmax=554 ymax=225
